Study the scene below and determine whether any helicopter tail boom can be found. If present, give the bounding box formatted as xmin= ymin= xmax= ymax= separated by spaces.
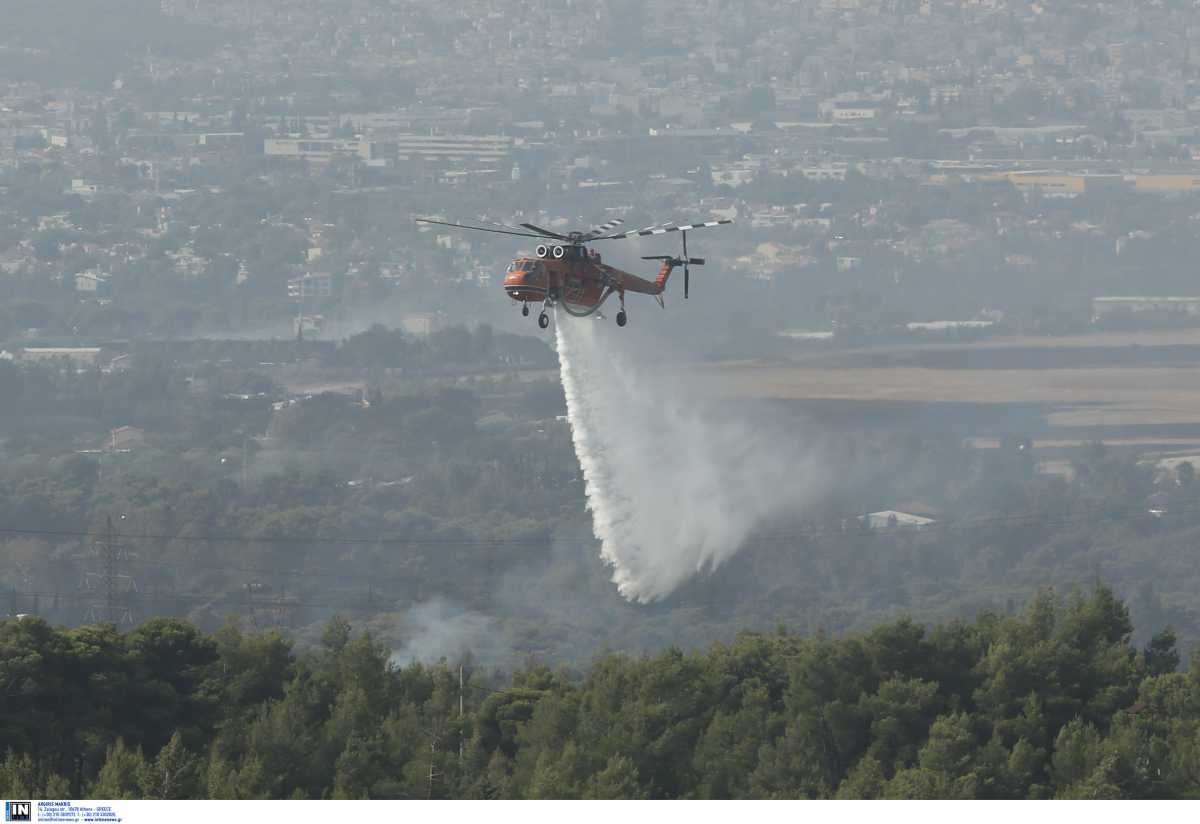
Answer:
xmin=641 ymin=229 xmax=706 ymax=298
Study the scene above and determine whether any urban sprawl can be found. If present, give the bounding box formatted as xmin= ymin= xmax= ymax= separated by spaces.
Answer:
xmin=4 ymin=0 xmax=1200 ymax=349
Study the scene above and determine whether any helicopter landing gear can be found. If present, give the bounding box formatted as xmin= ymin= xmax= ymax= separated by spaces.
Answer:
xmin=538 ymin=311 xmax=550 ymax=329
xmin=521 ymin=303 xmax=529 ymax=317
xmin=616 ymin=310 xmax=627 ymax=327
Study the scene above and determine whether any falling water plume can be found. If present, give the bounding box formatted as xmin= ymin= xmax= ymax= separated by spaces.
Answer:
xmin=554 ymin=313 xmax=816 ymax=602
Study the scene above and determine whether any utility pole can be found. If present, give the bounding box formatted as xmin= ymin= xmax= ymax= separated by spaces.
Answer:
xmin=244 ymin=582 xmax=295 ymax=630
xmin=427 ymin=735 xmax=442 ymax=800
xmin=102 ymin=517 xmax=116 ymax=622
xmin=459 ymin=664 xmax=464 ymax=760
xmin=84 ymin=516 xmax=136 ymax=625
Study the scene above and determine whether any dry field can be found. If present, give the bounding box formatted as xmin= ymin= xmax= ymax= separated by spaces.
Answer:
xmin=681 ymin=329 xmax=1200 ymax=444
xmin=792 ymin=327 xmax=1200 ymax=358
xmin=688 ymin=363 xmax=1200 ymax=427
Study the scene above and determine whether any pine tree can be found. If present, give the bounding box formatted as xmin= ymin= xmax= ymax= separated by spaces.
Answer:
xmin=89 ymin=740 xmax=147 ymax=799
xmin=835 ymin=756 xmax=886 ymax=799
xmin=0 ymin=751 xmax=39 ymax=797
xmin=583 ymin=755 xmax=645 ymax=800
xmin=138 ymin=732 xmax=200 ymax=799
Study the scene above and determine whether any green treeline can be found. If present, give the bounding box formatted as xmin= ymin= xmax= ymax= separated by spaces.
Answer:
xmin=2 ymin=586 xmax=1197 ymax=799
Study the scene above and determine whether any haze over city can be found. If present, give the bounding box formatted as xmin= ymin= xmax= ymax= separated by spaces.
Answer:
xmin=2 ymin=0 xmax=1200 ymax=803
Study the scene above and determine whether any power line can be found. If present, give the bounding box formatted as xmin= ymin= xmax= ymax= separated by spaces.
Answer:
xmin=1 ymin=499 xmax=1193 ymax=619
xmin=0 ymin=499 xmax=1193 ymax=552
xmin=3 ymin=496 xmax=1191 ymax=631
xmin=13 ymin=587 xmax=384 ymax=614
xmin=0 ymin=526 xmax=559 ymax=547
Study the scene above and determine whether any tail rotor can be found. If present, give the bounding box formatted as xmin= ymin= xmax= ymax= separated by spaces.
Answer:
xmin=641 ymin=230 xmax=706 ymax=299
xmin=682 ymin=231 xmax=689 ymax=299
xmin=681 ymin=230 xmax=707 ymax=299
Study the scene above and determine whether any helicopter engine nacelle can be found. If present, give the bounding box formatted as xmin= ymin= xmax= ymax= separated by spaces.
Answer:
xmin=552 ymin=245 xmax=566 ymax=259
xmin=535 ymin=244 xmax=549 ymax=258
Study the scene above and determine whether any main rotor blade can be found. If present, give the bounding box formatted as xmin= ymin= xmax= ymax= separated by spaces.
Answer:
xmin=632 ymin=220 xmax=674 ymax=235
xmin=476 ymin=218 xmax=546 ymax=235
xmin=593 ymin=218 xmax=734 ymax=240
xmin=519 ymin=223 xmax=571 ymax=241
xmin=583 ymin=217 xmax=625 ymax=240
xmin=415 ymin=218 xmax=547 ymax=239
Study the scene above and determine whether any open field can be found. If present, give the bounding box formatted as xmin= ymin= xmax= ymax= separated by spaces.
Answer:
xmin=682 ymin=329 xmax=1200 ymax=449
xmin=690 ymin=363 xmax=1200 ymax=425
xmin=799 ymin=327 xmax=1200 ymax=356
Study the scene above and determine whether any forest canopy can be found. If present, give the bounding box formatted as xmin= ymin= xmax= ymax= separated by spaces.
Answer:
xmin=0 ymin=586 xmax=1196 ymax=800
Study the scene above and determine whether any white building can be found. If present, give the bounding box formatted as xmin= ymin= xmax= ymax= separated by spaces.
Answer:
xmin=264 ymin=138 xmax=391 ymax=165
xmin=17 ymin=347 xmax=104 ymax=367
xmin=392 ymin=134 xmax=514 ymax=164
xmin=70 ymin=179 xmax=100 ymax=197
xmin=859 ymin=510 xmax=937 ymax=530
xmin=74 ymin=271 xmax=109 ymax=292
xmin=799 ymin=166 xmax=848 ymax=182
xmin=1092 ymin=296 xmax=1200 ymax=319
xmin=401 ymin=312 xmax=448 ymax=336
xmin=288 ymin=272 xmax=333 ymax=299
xmin=832 ymin=107 xmax=878 ymax=122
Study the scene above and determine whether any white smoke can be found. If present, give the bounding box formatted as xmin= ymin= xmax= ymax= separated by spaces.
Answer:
xmin=390 ymin=598 xmax=505 ymax=665
xmin=555 ymin=314 xmax=820 ymax=602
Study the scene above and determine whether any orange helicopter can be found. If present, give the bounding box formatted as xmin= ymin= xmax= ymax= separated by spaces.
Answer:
xmin=415 ymin=216 xmax=733 ymax=329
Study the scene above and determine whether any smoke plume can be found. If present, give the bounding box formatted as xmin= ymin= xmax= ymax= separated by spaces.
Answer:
xmin=391 ymin=598 xmax=506 ymax=665
xmin=555 ymin=314 xmax=818 ymax=602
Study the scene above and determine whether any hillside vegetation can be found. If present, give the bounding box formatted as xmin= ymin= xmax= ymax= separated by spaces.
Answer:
xmin=1 ymin=587 xmax=1197 ymax=799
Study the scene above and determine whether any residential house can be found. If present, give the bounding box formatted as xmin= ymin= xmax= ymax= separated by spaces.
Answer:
xmin=109 ymin=426 xmax=146 ymax=452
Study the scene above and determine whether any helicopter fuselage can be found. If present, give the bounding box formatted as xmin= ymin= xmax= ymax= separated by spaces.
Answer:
xmin=414 ymin=214 xmax=730 ymax=329
xmin=503 ymin=245 xmax=668 ymax=316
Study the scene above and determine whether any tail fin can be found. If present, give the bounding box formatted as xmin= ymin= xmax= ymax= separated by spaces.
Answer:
xmin=643 ymin=255 xmax=677 ymax=294
xmin=653 ymin=259 xmax=675 ymax=294
xmin=643 ymin=254 xmax=702 ymax=298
